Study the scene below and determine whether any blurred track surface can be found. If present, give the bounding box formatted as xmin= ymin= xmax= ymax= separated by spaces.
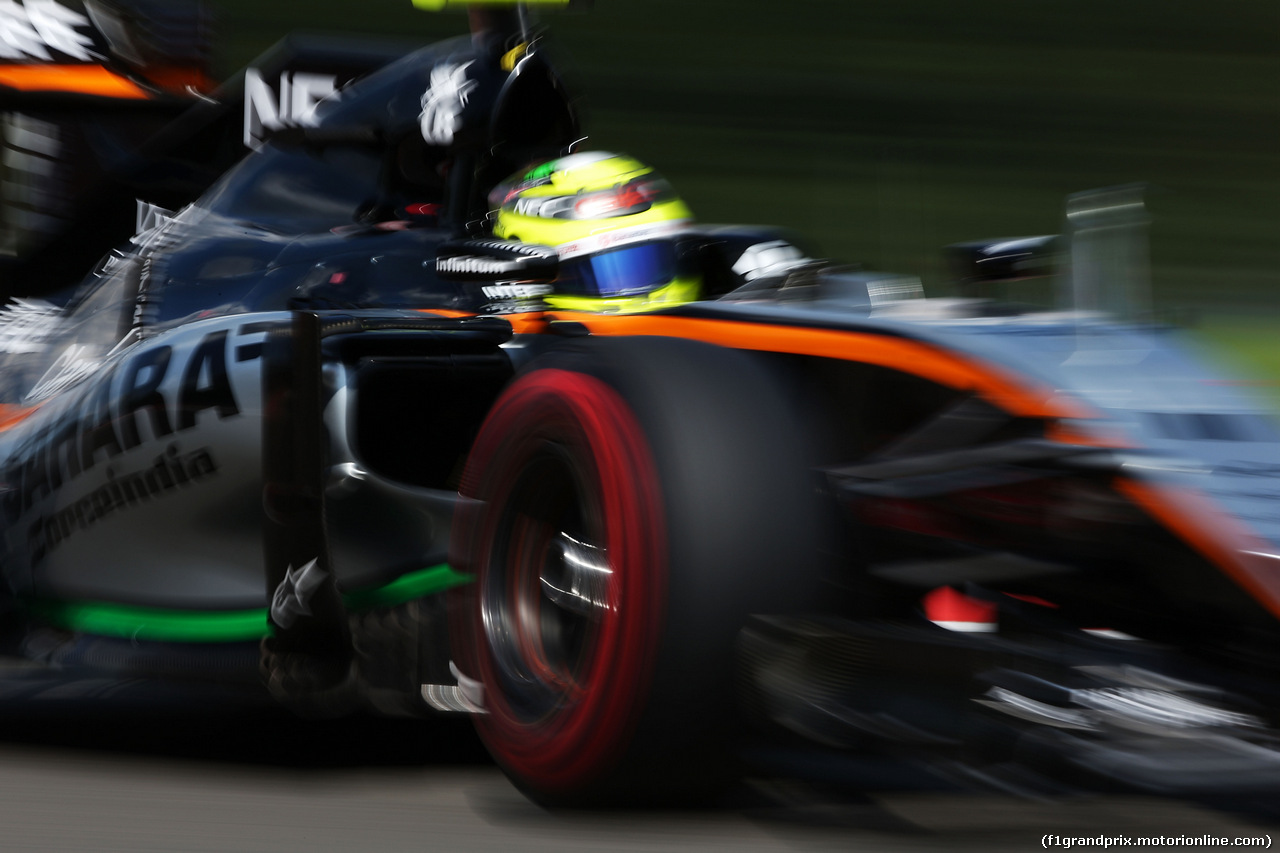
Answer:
xmin=0 ymin=666 xmax=1274 ymax=852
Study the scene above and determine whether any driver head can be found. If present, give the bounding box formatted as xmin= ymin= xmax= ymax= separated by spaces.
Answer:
xmin=490 ymin=152 xmax=700 ymax=313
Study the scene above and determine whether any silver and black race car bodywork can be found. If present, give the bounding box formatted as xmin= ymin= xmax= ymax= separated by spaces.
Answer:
xmin=2 ymin=1 xmax=1279 ymax=809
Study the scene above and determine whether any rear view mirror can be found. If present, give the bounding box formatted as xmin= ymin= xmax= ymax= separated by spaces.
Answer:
xmin=946 ymin=235 xmax=1061 ymax=289
xmin=945 ymin=235 xmax=1062 ymax=308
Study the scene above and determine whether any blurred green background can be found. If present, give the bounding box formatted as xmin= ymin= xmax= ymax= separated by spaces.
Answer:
xmin=214 ymin=0 xmax=1279 ymax=394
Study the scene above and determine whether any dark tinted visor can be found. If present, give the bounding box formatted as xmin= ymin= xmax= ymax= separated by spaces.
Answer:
xmin=557 ymin=241 xmax=677 ymax=297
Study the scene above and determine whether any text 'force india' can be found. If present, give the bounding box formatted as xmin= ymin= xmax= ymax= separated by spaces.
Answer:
xmin=2 ymin=0 xmax=1280 ymax=809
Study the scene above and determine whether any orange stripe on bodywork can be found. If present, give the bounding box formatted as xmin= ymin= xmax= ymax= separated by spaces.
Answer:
xmin=413 ymin=309 xmax=550 ymax=335
xmin=0 ymin=64 xmax=150 ymax=99
xmin=502 ymin=312 xmax=550 ymax=335
xmin=139 ymin=67 xmax=216 ymax=96
xmin=1116 ymin=478 xmax=1280 ymax=620
xmin=0 ymin=404 xmax=36 ymax=432
xmin=559 ymin=312 xmax=1092 ymax=421
xmin=415 ymin=309 xmax=475 ymax=319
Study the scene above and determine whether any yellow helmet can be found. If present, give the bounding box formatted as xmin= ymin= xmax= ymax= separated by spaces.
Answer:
xmin=490 ymin=152 xmax=700 ymax=313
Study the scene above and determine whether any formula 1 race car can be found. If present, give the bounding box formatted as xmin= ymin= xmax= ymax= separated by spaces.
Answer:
xmin=2 ymin=0 xmax=1279 ymax=809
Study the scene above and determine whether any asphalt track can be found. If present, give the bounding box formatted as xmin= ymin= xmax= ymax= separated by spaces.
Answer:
xmin=0 ymin=667 xmax=1274 ymax=852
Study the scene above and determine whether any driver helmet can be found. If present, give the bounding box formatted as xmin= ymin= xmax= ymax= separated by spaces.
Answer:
xmin=490 ymin=152 xmax=700 ymax=313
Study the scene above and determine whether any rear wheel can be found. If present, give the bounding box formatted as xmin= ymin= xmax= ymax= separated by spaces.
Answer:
xmin=451 ymin=336 xmax=829 ymax=806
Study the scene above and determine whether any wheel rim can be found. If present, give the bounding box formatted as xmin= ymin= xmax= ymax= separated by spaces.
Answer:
xmin=481 ymin=442 xmax=612 ymax=724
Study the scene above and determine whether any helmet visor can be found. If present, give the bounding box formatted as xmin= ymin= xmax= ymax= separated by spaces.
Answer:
xmin=557 ymin=241 xmax=677 ymax=298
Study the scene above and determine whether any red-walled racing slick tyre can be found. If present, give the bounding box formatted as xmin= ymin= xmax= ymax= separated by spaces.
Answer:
xmin=450 ymin=336 xmax=830 ymax=806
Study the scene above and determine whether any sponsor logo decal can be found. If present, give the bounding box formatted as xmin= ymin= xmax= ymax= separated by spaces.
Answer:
xmin=479 ymin=282 xmax=553 ymax=315
xmin=243 ymin=68 xmax=340 ymax=149
xmin=270 ymin=558 xmax=325 ymax=629
xmin=418 ymin=60 xmax=475 ymax=145
xmin=25 ymin=442 xmax=218 ymax=562
xmin=436 ymin=242 xmax=555 ymax=276
xmin=3 ymin=327 xmax=250 ymax=525
xmin=506 ymin=180 xmax=669 ymax=222
xmin=512 ymin=194 xmax=574 ymax=219
xmin=480 ymin=283 xmax=551 ymax=300
xmin=0 ymin=0 xmax=99 ymax=62
xmin=436 ymin=255 xmax=520 ymax=276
